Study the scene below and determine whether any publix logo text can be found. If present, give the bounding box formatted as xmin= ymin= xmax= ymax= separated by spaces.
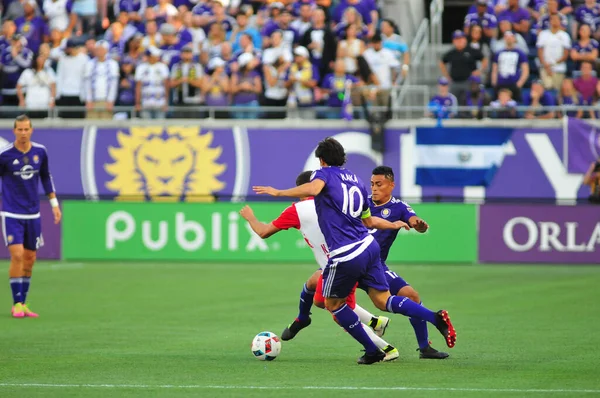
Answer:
xmin=105 ymin=211 xmax=269 ymax=252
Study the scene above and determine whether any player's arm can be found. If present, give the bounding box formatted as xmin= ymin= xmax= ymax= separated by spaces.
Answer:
xmin=40 ymin=150 xmax=61 ymax=224
xmin=362 ymin=209 xmax=409 ymax=231
xmin=253 ymin=179 xmax=325 ymax=198
xmin=240 ymin=205 xmax=282 ymax=239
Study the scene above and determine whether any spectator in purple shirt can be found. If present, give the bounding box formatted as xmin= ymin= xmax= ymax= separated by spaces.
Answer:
xmin=464 ymin=0 xmax=498 ymax=40
xmin=14 ymin=0 xmax=48 ymax=53
xmin=117 ymin=58 xmax=135 ymax=107
xmin=114 ymin=0 xmax=146 ymax=31
xmin=320 ymin=58 xmax=361 ymax=119
xmin=231 ymin=52 xmax=262 ymax=119
xmin=334 ymin=7 xmax=369 ymax=40
xmin=491 ymin=31 xmax=529 ymax=101
xmin=205 ymin=0 xmax=236 ymax=37
xmin=490 ymin=88 xmax=518 ymax=118
xmin=528 ymin=0 xmax=572 ymax=19
xmin=332 ymin=0 xmax=376 ymax=36
xmin=571 ymin=24 xmax=599 ymax=72
xmin=202 ymin=57 xmax=230 ymax=118
xmin=1 ymin=34 xmax=33 ymax=110
xmin=497 ymin=0 xmax=531 ymax=38
xmin=574 ymin=0 xmax=600 ymax=36
xmin=167 ymin=14 xmax=193 ymax=46
xmin=0 ymin=21 xmax=16 ymax=55
xmin=574 ymin=61 xmax=598 ymax=104
xmin=558 ymin=78 xmax=584 ymax=118
xmin=262 ymin=8 xmax=299 ymax=49
xmin=159 ymin=23 xmax=185 ymax=68
xmin=534 ymin=0 xmax=568 ymax=34
xmin=524 ymin=79 xmax=556 ymax=119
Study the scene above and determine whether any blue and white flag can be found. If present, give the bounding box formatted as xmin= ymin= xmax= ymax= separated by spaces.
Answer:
xmin=415 ymin=127 xmax=513 ymax=187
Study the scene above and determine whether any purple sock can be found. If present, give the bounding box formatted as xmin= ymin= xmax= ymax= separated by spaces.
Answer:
xmin=410 ymin=302 xmax=430 ymax=349
xmin=297 ymin=283 xmax=314 ymax=322
xmin=332 ymin=304 xmax=380 ymax=354
xmin=386 ymin=296 xmax=437 ymax=324
xmin=10 ymin=278 xmax=23 ymax=304
xmin=22 ymin=277 xmax=31 ymax=303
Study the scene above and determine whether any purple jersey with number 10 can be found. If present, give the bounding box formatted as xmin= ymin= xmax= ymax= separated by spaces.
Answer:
xmin=311 ymin=166 xmax=370 ymax=256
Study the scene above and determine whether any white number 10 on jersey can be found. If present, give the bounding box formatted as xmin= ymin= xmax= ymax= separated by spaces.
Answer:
xmin=341 ymin=183 xmax=364 ymax=218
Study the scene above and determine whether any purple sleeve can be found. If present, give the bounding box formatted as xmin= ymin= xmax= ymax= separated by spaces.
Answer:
xmin=518 ymin=8 xmax=530 ymax=22
xmin=492 ymin=51 xmax=499 ymax=63
xmin=397 ymin=201 xmax=417 ymax=223
xmin=593 ymin=39 xmax=599 ymax=49
xmin=487 ymin=14 xmax=498 ymax=28
xmin=66 ymin=0 xmax=73 ymax=13
xmin=349 ymin=75 xmax=359 ymax=84
xmin=261 ymin=22 xmax=275 ymax=38
xmin=311 ymin=169 xmax=328 ymax=185
xmin=39 ymin=149 xmax=56 ymax=195
xmin=42 ymin=20 xmax=49 ymax=36
xmin=519 ymin=49 xmax=527 ymax=64
xmin=361 ymin=8 xmax=372 ymax=25
xmin=333 ymin=3 xmax=347 ymax=23
xmin=321 ymin=74 xmax=332 ymax=89
xmin=560 ymin=0 xmax=571 ymax=7
xmin=292 ymin=28 xmax=300 ymax=43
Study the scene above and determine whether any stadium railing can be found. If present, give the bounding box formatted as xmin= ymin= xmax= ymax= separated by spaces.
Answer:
xmin=429 ymin=0 xmax=444 ymax=48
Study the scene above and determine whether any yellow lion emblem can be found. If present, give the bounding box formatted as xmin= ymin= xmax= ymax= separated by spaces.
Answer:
xmin=105 ymin=127 xmax=225 ymax=202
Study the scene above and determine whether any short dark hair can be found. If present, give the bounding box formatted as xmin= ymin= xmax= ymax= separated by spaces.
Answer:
xmin=315 ymin=137 xmax=346 ymax=167
xmin=371 ymin=32 xmax=383 ymax=43
xmin=372 ymin=166 xmax=394 ymax=182
xmin=296 ymin=170 xmax=313 ymax=186
xmin=14 ymin=114 xmax=31 ymax=129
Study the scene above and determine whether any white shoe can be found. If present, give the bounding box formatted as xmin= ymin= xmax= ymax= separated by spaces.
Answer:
xmin=383 ymin=345 xmax=399 ymax=362
xmin=372 ymin=316 xmax=390 ymax=337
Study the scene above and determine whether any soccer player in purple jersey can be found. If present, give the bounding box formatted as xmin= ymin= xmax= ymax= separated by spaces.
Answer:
xmin=254 ymin=137 xmax=456 ymax=364
xmin=369 ymin=166 xmax=450 ymax=359
xmin=0 ymin=115 xmax=61 ymax=318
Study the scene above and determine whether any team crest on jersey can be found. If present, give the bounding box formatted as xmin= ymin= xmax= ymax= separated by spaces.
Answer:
xmin=7 ymin=235 xmax=13 ymax=243
xmin=33 ymin=155 xmax=39 ymax=164
xmin=104 ymin=127 xmax=226 ymax=202
xmin=381 ymin=208 xmax=391 ymax=218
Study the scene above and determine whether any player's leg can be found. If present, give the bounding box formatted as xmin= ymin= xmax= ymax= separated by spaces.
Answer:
xmin=366 ymin=263 xmax=457 ymax=349
xmin=281 ymin=269 xmax=320 ymax=341
xmin=347 ymin=282 xmax=390 ymax=337
xmin=313 ymin=272 xmax=325 ymax=309
xmin=390 ymin=273 xmax=449 ymax=359
xmin=322 ymin=259 xmax=383 ymax=364
xmin=4 ymin=216 xmax=26 ymax=318
xmin=20 ymin=219 xmax=42 ymax=317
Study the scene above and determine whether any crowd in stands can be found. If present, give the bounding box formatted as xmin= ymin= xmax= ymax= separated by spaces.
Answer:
xmin=431 ymin=0 xmax=600 ymax=120
xmin=0 ymin=0 xmax=409 ymax=119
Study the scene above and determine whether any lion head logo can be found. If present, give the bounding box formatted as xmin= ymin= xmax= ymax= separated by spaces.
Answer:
xmin=104 ymin=127 xmax=225 ymax=202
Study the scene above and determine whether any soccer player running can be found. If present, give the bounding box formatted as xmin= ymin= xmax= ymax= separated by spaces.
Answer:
xmin=241 ymin=171 xmax=399 ymax=361
xmin=369 ymin=166 xmax=449 ymax=359
xmin=254 ymin=138 xmax=456 ymax=364
xmin=1 ymin=115 xmax=61 ymax=318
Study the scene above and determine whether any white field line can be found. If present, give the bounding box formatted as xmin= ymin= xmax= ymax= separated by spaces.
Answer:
xmin=0 ymin=383 xmax=597 ymax=394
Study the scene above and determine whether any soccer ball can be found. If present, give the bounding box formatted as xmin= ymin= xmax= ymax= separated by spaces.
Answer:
xmin=251 ymin=331 xmax=281 ymax=361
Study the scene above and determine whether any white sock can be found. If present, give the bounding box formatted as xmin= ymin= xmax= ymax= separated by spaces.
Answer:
xmin=362 ymin=323 xmax=390 ymax=350
xmin=353 ymin=304 xmax=376 ymax=324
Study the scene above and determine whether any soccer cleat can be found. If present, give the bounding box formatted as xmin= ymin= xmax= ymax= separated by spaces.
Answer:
xmin=281 ymin=317 xmax=312 ymax=341
xmin=434 ymin=310 xmax=456 ymax=348
xmin=418 ymin=344 xmax=449 ymax=359
xmin=372 ymin=316 xmax=390 ymax=337
xmin=357 ymin=349 xmax=386 ymax=365
xmin=383 ymin=345 xmax=399 ymax=362
xmin=11 ymin=303 xmax=24 ymax=318
xmin=22 ymin=304 xmax=39 ymax=318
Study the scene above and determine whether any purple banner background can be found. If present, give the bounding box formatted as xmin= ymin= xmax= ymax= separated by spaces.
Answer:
xmin=567 ymin=117 xmax=600 ymax=174
xmin=479 ymin=204 xmax=600 ymax=264
xmin=0 ymin=201 xmax=61 ymax=259
xmin=0 ymin=126 xmax=590 ymax=201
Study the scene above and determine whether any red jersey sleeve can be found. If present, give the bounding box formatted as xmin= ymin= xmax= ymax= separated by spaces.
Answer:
xmin=272 ymin=204 xmax=301 ymax=230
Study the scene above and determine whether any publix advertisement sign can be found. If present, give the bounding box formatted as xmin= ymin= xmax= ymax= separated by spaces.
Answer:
xmin=62 ymin=202 xmax=476 ymax=263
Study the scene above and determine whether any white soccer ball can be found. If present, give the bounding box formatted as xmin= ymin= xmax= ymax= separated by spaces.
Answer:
xmin=251 ymin=331 xmax=281 ymax=361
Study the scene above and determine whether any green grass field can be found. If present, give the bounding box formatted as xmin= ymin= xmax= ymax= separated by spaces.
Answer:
xmin=0 ymin=261 xmax=598 ymax=398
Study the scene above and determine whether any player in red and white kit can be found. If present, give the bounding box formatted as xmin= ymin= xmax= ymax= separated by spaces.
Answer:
xmin=240 ymin=171 xmax=399 ymax=361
